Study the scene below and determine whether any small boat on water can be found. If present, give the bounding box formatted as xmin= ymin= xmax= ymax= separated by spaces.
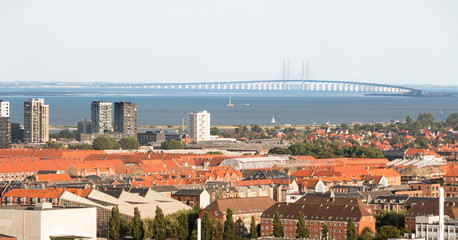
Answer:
xmin=271 ymin=115 xmax=276 ymax=124
xmin=226 ymin=97 xmax=234 ymax=107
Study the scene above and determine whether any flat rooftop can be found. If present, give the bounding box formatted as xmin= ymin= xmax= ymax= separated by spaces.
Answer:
xmin=0 ymin=205 xmax=88 ymax=211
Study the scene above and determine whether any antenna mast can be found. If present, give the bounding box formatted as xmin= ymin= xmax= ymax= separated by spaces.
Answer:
xmin=306 ymin=59 xmax=309 ymax=81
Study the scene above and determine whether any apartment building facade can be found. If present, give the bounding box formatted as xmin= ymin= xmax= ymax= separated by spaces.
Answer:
xmin=91 ymin=101 xmax=112 ymax=134
xmin=24 ymin=99 xmax=49 ymax=143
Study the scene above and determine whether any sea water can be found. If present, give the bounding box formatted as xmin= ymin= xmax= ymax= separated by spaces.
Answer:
xmin=1 ymin=87 xmax=458 ymax=126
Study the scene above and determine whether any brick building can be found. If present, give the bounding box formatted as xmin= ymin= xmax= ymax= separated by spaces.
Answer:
xmin=408 ymin=182 xmax=441 ymax=198
xmin=171 ymin=189 xmax=211 ymax=208
xmin=200 ymin=197 xmax=276 ymax=236
xmin=260 ymin=195 xmax=375 ymax=239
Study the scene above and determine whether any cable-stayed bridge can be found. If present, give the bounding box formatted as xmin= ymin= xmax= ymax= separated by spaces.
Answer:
xmin=110 ymin=80 xmax=422 ymax=96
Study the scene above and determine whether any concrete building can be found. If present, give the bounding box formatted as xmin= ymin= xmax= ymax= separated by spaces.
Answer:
xmin=0 ymin=100 xmax=10 ymax=148
xmin=10 ymin=123 xmax=24 ymax=143
xmin=188 ymin=110 xmax=210 ymax=142
xmin=24 ymin=99 xmax=49 ymax=143
xmin=0 ymin=203 xmax=97 ymax=240
xmin=137 ymin=130 xmax=182 ymax=146
xmin=415 ymin=215 xmax=458 ymax=240
xmin=219 ymin=156 xmax=291 ymax=170
xmin=77 ymin=120 xmax=92 ymax=134
xmin=114 ymin=102 xmax=137 ymax=137
xmin=91 ymin=101 xmax=112 ymax=134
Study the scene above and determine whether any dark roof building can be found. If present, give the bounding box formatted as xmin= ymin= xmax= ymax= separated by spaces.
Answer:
xmin=405 ymin=199 xmax=458 ymax=232
xmin=200 ymin=197 xmax=276 ymax=237
xmin=260 ymin=195 xmax=375 ymax=239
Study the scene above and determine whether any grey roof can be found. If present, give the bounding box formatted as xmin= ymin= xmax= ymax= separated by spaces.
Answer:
xmin=172 ymin=189 xmax=205 ymax=197
xmin=243 ymin=169 xmax=289 ymax=181
xmin=36 ymin=170 xmax=59 ymax=174
xmin=128 ymin=187 xmax=150 ymax=197
xmin=360 ymin=190 xmax=393 ymax=200
xmin=98 ymin=189 xmax=124 ymax=198
xmin=370 ymin=195 xmax=409 ymax=204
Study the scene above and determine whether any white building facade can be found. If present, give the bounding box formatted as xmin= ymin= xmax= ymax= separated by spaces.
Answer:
xmin=0 ymin=100 xmax=9 ymax=117
xmin=24 ymin=98 xmax=49 ymax=143
xmin=188 ymin=110 xmax=210 ymax=142
xmin=91 ymin=101 xmax=113 ymax=134
xmin=415 ymin=215 xmax=458 ymax=240
xmin=0 ymin=203 xmax=97 ymax=240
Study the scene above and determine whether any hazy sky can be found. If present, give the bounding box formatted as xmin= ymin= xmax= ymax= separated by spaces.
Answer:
xmin=1 ymin=0 xmax=457 ymax=85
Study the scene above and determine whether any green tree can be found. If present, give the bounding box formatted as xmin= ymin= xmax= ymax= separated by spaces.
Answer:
xmin=415 ymin=136 xmax=429 ymax=148
xmin=358 ymin=227 xmax=375 ymax=240
xmin=296 ymin=211 xmax=309 ymax=239
xmin=129 ymin=207 xmax=144 ymax=240
xmin=272 ymin=211 xmax=284 ymax=238
xmin=347 ymin=218 xmax=357 ymax=240
xmin=268 ymin=147 xmax=292 ymax=155
xmin=249 ymin=216 xmax=258 ymax=239
xmin=188 ymin=205 xmax=202 ymax=239
xmin=43 ymin=141 xmax=65 ymax=149
xmin=109 ymin=205 xmax=121 ymax=240
xmin=143 ymin=218 xmax=154 ymax=240
xmin=120 ymin=217 xmax=130 ymax=237
xmin=376 ymin=225 xmax=401 ymax=240
xmin=58 ymin=129 xmax=76 ymax=139
xmin=176 ymin=212 xmax=189 ymax=240
xmin=118 ymin=137 xmax=140 ymax=150
xmin=321 ymin=223 xmax=329 ymax=240
xmin=92 ymin=136 xmax=120 ymax=150
xmin=160 ymin=139 xmax=184 ymax=150
xmin=152 ymin=206 xmax=167 ymax=240
xmin=210 ymin=127 xmax=220 ymax=135
xmin=417 ymin=113 xmax=435 ymax=128
xmin=406 ymin=115 xmax=413 ymax=126
xmin=202 ymin=212 xmax=213 ymax=240
xmin=375 ymin=211 xmax=405 ymax=229
xmin=212 ymin=219 xmax=224 ymax=240
xmin=446 ymin=113 xmax=458 ymax=129
xmin=222 ymin=208 xmax=236 ymax=240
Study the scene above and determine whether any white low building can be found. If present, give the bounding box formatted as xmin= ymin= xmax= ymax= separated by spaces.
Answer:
xmin=219 ymin=156 xmax=291 ymax=170
xmin=415 ymin=215 xmax=458 ymax=240
xmin=0 ymin=203 xmax=97 ymax=240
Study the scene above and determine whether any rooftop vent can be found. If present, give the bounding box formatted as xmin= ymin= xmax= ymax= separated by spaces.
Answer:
xmin=35 ymin=202 xmax=52 ymax=210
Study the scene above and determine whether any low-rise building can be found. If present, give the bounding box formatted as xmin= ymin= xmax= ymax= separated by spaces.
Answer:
xmin=415 ymin=215 xmax=458 ymax=240
xmin=171 ymin=189 xmax=211 ymax=208
xmin=200 ymin=197 xmax=276 ymax=236
xmin=369 ymin=195 xmax=409 ymax=214
xmin=408 ymin=183 xmax=440 ymax=198
xmin=0 ymin=203 xmax=97 ymax=240
xmin=404 ymin=200 xmax=458 ymax=232
xmin=260 ymin=195 xmax=375 ymax=239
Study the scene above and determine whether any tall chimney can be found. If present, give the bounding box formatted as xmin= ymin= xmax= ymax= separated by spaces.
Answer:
xmin=439 ymin=187 xmax=444 ymax=240
xmin=197 ymin=218 xmax=201 ymax=240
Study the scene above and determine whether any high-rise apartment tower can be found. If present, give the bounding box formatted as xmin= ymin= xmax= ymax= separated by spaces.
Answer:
xmin=114 ymin=102 xmax=137 ymax=137
xmin=0 ymin=100 xmax=11 ymax=148
xmin=91 ymin=101 xmax=112 ymax=134
xmin=24 ymin=99 xmax=49 ymax=143
xmin=188 ymin=110 xmax=210 ymax=142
